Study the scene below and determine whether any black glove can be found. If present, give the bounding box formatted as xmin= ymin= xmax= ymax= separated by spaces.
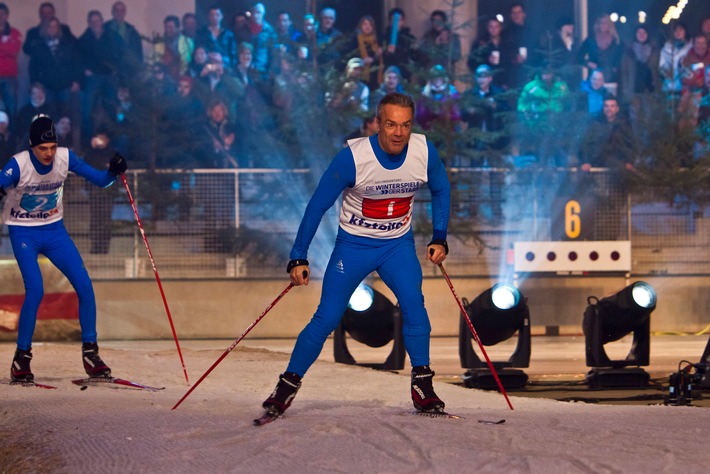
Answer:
xmin=108 ymin=152 xmax=128 ymax=176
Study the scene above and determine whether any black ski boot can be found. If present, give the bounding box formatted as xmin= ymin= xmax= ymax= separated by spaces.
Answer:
xmin=411 ymin=365 xmax=445 ymax=412
xmin=262 ymin=372 xmax=302 ymax=415
xmin=82 ymin=342 xmax=111 ymax=378
xmin=11 ymin=348 xmax=34 ymax=383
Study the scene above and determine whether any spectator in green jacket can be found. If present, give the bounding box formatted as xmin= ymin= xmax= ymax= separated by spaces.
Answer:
xmin=517 ymin=69 xmax=570 ymax=121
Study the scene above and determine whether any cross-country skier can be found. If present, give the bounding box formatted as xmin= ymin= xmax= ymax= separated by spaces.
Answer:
xmin=261 ymin=92 xmax=451 ymax=418
xmin=2 ymin=115 xmax=127 ymax=383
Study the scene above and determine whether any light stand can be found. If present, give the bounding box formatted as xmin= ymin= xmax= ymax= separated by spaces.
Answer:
xmin=697 ymin=334 xmax=710 ymax=389
xmin=583 ymin=282 xmax=656 ymax=388
xmin=333 ymin=285 xmax=405 ymax=371
xmin=459 ymin=285 xmax=531 ymax=390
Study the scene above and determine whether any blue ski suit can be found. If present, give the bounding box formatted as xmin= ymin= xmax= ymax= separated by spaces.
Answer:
xmin=0 ymin=147 xmax=116 ymax=351
xmin=286 ymin=134 xmax=450 ymax=376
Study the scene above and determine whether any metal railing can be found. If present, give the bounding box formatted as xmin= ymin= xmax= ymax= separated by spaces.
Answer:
xmin=0 ymin=168 xmax=703 ymax=279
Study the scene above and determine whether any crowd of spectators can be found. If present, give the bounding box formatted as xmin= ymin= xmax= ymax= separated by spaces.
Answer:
xmin=1 ymin=1 xmax=710 ymax=171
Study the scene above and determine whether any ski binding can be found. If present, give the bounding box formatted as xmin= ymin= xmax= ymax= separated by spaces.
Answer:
xmin=412 ymin=409 xmax=465 ymax=420
xmin=253 ymin=408 xmax=282 ymax=426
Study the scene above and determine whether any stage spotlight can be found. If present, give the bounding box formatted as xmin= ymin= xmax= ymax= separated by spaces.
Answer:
xmin=460 ymin=283 xmax=531 ymax=389
xmin=583 ymin=281 xmax=656 ymax=388
xmin=348 ymin=284 xmax=374 ymax=312
xmin=333 ymin=283 xmax=405 ymax=370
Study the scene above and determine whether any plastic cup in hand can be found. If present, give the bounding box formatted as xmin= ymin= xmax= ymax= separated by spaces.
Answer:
xmin=490 ymin=50 xmax=500 ymax=65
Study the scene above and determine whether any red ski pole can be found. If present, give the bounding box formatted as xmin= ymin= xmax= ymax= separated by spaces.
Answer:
xmin=121 ymin=173 xmax=189 ymax=384
xmin=172 ymin=281 xmax=296 ymax=410
xmin=436 ymin=262 xmax=515 ymax=410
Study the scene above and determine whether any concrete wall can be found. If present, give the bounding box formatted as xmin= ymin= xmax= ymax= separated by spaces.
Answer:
xmin=385 ymin=0 xmax=477 ymax=85
xmin=10 ymin=0 xmax=194 ymax=105
xmin=11 ymin=1 xmax=194 ymax=44
xmin=94 ymin=274 xmax=710 ymax=340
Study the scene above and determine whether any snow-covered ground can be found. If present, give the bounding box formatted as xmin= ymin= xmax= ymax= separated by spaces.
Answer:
xmin=1 ymin=341 xmax=708 ymax=473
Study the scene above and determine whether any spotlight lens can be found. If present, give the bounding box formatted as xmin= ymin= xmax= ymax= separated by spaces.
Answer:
xmin=348 ymin=284 xmax=374 ymax=312
xmin=631 ymin=282 xmax=656 ymax=309
xmin=491 ymin=284 xmax=520 ymax=310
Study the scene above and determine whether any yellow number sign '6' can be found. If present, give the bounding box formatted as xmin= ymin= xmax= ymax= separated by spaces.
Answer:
xmin=565 ymin=200 xmax=581 ymax=239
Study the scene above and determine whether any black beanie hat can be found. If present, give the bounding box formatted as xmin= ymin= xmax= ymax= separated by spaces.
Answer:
xmin=29 ymin=115 xmax=58 ymax=147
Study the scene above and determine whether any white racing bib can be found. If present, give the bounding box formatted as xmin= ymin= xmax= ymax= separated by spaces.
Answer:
xmin=339 ymin=134 xmax=428 ymax=239
xmin=2 ymin=148 xmax=69 ymax=226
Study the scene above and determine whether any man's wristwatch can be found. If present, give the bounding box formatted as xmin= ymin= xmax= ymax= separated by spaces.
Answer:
xmin=286 ymin=259 xmax=309 ymax=273
xmin=427 ymin=239 xmax=449 ymax=255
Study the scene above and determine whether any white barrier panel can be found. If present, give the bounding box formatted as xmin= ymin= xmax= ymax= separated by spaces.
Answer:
xmin=514 ymin=241 xmax=631 ymax=273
